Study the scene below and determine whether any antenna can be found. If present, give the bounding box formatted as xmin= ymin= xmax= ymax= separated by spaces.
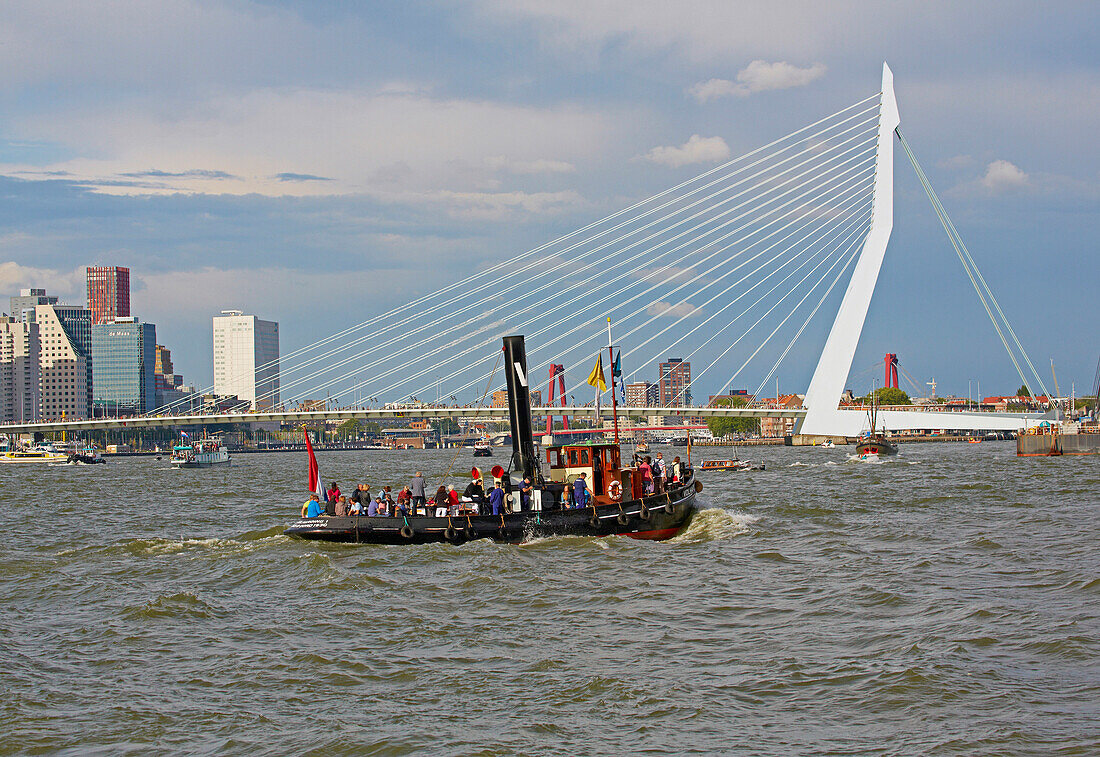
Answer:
xmin=926 ymin=378 xmax=936 ymax=398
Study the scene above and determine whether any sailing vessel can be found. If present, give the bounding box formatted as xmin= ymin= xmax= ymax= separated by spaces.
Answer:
xmin=285 ymin=334 xmax=700 ymax=544
xmin=171 ymin=437 xmax=230 ymax=468
xmin=855 ymin=388 xmax=898 ymax=458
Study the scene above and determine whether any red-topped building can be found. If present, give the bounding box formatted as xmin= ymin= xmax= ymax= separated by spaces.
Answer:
xmin=86 ymin=266 xmax=130 ymax=325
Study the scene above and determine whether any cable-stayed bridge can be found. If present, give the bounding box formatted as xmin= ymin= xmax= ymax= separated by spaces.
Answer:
xmin=1 ymin=64 xmax=1052 ymax=438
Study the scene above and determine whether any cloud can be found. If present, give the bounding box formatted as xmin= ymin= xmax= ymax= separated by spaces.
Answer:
xmin=641 ymin=135 xmax=730 ymax=168
xmin=979 ymin=159 xmax=1028 ymax=191
xmin=0 ymin=261 xmax=86 ymax=308
xmin=646 ymin=301 xmax=701 ymax=318
xmin=274 ymin=172 xmax=333 ymax=182
xmin=688 ymin=61 xmax=826 ymax=102
xmin=1 ymin=89 xmax=614 ymax=199
xmin=485 ymin=156 xmax=576 ymax=174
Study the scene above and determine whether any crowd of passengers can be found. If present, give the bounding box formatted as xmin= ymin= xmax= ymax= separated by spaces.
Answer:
xmin=300 ymin=453 xmax=689 ymax=519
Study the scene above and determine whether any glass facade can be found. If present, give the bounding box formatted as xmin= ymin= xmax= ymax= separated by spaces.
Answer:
xmin=92 ymin=320 xmax=156 ymax=416
xmin=87 ymin=266 xmax=131 ymax=325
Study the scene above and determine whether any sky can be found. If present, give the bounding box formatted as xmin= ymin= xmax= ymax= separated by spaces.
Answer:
xmin=1 ymin=1 xmax=1098 ymax=401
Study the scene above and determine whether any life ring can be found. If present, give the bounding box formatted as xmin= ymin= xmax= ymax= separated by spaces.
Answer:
xmin=607 ymin=480 xmax=623 ymax=501
xmin=400 ymin=525 xmax=414 ymax=539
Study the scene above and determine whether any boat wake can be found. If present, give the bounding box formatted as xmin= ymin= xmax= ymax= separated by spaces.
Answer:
xmin=672 ymin=507 xmax=759 ymax=543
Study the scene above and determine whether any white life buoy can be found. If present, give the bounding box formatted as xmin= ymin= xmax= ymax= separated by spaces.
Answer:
xmin=607 ymin=480 xmax=623 ymax=501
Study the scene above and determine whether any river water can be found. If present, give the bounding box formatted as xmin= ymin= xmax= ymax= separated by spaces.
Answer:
xmin=2 ymin=442 xmax=1097 ymax=755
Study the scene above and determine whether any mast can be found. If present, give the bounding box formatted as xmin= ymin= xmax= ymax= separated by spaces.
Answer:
xmin=607 ymin=318 xmax=620 ymax=445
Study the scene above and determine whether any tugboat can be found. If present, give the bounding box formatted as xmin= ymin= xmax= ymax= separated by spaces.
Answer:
xmin=285 ymin=334 xmax=700 ymax=544
xmin=855 ymin=390 xmax=898 ymax=458
xmin=472 ymin=436 xmax=493 ymax=457
xmin=171 ymin=436 xmax=230 ymax=468
xmin=66 ymin=447 xmax=106 ymax=464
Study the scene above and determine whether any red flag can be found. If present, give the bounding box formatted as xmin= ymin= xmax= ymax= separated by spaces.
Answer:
xmin=305 ymin=431 xmax=324 ymax=501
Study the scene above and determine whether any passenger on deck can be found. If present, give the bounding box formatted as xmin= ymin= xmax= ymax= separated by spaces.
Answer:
xmin=463 ymin=477 xmax=485 ymax=501
xmin=351 ymin=483 xmax=369 ymax=507
xmin=334 ymin=495 xmax=349 ymax=517
xmin=671 ymin=456 xmax=682 ymax=483
xmin=410 ymin=472 xmax=427 ymax=513
xmin=520 ymin=476 xmax=533 ymax=511
xmin=653 ymin=453 xmax=665 ymax=493
xmin=639 ymin=457 xmax=653 ymax=494
xmin=434 ymin=486 xmax=449 ymax=517
xmin=572 ymin=472 xmax=589 ymax=508
xmin=377 ymin=497 xmax=390 ymax=516
xmin=327 ymin=482 xmax=341 ymax=502
xmin=301 ymin=493 xmax=325 ymax=518
xmin=367 ymin=498 xmax=379 ymax=516
xmin=349 ymin=497 xmax=364 ymax=516
xmin=397 ymin=486 xmax=411 ymax=508
xmin=447 ymin=485 xmax=460 ymax=514
xmin=489 ymin=481 xmax=506 ymax=515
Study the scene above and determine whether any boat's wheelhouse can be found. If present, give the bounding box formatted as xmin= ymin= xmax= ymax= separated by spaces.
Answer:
xmin=545 ymin=442 xmax=641 ymax=503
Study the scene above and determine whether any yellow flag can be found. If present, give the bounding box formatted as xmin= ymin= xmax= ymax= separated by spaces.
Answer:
xmin=587 ymin=354 xmax=607 ymax=392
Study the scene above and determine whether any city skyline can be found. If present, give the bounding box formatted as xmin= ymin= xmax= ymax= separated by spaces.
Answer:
xmin=1 ymin=3 xmax=1097 ymax=399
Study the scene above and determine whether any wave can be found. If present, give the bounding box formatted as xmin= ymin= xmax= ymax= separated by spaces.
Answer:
xmin=672 ymin=507 xmax=759 ymax=543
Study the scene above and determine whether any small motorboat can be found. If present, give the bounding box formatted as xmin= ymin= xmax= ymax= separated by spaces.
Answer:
xmin=821 ymin=439 xmax=835 ymax=448
xmin=700 ymin=458 xmax=764 ymax=471
xmin=66 ymin=448 xmax=106 ymax=464
xmin=473 ymin=436 xmax=493 ymax=457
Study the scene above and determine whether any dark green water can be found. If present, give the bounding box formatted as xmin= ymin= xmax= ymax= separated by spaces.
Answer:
xmin=2 ymin=443 xmax=1097 ymax=755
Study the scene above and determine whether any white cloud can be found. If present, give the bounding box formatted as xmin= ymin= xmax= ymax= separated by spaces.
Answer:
xmin=688 ymin=60 xmax=826 ymax=102
xmin=486 ymin=156 xmax=576 ymax=174
xmin=646 ymin=301 xmax=700 ymax=318
xmin=0 ymin=261 xmax=85 ymax=308
xmin=979 ymin=159 xmax=1029 ymax=191
xmin=641 ymin=135 xmax=730 ymax=168
xmin=1 ymin=88 xmax=613 ymax=205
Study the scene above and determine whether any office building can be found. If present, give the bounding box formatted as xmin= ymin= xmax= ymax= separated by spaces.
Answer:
xmin=92 ymin=317 xmax=156 ymax=416
xmin=212 ymin=311 xmax=280 ymax=411
xmin=87 ymin=266 xmax=130 ymax=325
xmin=35 ymin=304 xmax=92 ymax=420
xmin=658 ymin=358 xmax=692 ymax=407
xmin=0 ymin=316 xmax=41 ymax=423
xmin=625 ymin=381 xmax=658 ymax=407
xmin=10 ymin=288 xmax=58 ymax=321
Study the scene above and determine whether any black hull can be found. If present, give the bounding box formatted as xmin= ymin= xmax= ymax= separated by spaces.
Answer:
xmin=285 ymin=475 xmax=700 ymax=545
xmin=472 ymin=449 xmax=492 ymax=457
xmin=856 ymin=438 xmax=898 ymax=456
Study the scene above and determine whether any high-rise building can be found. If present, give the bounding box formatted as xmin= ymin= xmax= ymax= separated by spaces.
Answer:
xmin=35 ymin=304 xmax=92 ymax=420
xmin=153 ymin=344 xmax=191 ymax=411
xmin=86 ymin=266 xmax=130 ymax=325
xmin=625 ymin=381 xmax=658 ymax=407
xmin=212 ymin=311 xmax=280 ymax=411
xmin=92 ymin=317 xmax=156 ymax=416
xmin=658 ymin=358 xmax=692 ymax=407
xmin=10 ymin=288 xmax=57 ymax=321
xmin=0 ymin=315 xmax=40 ymax=423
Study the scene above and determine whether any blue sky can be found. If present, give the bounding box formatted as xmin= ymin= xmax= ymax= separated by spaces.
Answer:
xmin=1 ymin=1 xmax=1098 ymax=400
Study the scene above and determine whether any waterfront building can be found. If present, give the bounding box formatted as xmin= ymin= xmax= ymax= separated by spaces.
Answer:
xmin=87 ymin=266 xmax=130 ymax=325
xmin=493 ymin=388 xmax=542 ymax=408
xmin=92 ymin=317 xmax=156 ymax=416
xmin=10 ymin=288 xmax=57 ymax=321
xmin=658 ymin=358 xmax=692 ymax=407
xmin=212 ymin=311 xmax=280 ymax=412
xmin=0 ymin=316 xmax=41 ymax=423
xmin=34 ymin=304 xmax=92 ymax=420
xmin=625 ymin=381 xmax=658 ymax=407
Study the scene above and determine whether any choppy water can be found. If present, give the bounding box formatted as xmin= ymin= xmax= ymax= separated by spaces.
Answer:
xmin=2 ymin=442 xmax=1098 ymax=755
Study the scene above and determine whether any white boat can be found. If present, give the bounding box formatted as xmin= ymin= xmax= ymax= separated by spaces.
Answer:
xmin=0 ymin=444 xmax=68 ymax=464
xmin=171 ymin=438 xmax=230 ymax=468
xmin=821 ymin=439 xmax=835 ymax=448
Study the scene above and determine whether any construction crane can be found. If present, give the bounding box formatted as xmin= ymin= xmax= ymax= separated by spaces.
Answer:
xmin=1092 ymin=354 xmax=1100 ymax=420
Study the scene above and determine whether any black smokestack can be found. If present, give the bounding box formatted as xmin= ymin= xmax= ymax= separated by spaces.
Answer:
xmin=502 ymin=335 xmax=539 ymax=483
